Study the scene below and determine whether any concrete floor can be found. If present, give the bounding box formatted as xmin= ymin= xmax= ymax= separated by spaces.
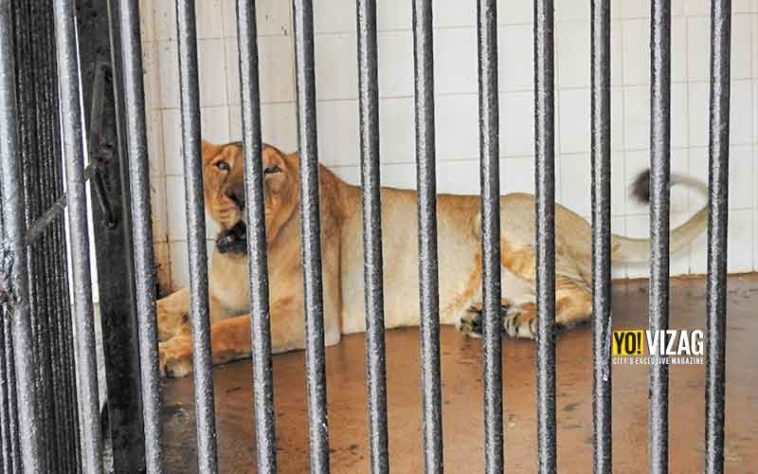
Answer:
xmin=160 ymin=275 xmax=757 ymax=473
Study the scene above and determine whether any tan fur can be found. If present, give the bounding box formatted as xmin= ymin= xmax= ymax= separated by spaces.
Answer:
xmin=157 ymin=141 xmax=709 ymax=376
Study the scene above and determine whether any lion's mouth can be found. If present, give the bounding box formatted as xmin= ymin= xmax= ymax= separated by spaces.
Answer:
xmin=216 ymin=220 xmax=247 ymax=254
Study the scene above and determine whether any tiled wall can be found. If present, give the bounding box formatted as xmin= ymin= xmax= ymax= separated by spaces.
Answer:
xmin=139 ymin=0 xmax=758 ymax=292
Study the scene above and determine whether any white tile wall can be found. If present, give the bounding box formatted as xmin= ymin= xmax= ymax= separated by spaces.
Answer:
xmin=140 ymin=0 xmax=758 ymax=291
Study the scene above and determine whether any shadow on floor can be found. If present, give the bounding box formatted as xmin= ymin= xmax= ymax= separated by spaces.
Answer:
xmin=160 ymin=275 xmax=758 ymax=473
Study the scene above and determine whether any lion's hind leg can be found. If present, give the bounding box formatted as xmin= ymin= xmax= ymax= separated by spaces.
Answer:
xmin=457 ymin=298 xmax=538 ymax=339
xmin=553 ymin=275 xmax=593 ymax=330
xmin=157 ymin=287 xmax=192 ymax=341
xmin=458 ymin=276 xmax=592 ymax=340
xmin=502 ymin=275 xmax=592 ymax=339
xmin=458 ymin=299 xmax=515 ymax=338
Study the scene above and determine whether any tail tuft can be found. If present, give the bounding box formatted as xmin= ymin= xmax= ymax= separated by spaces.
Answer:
xmin=630 ymin=169 xmax=651 ymax=203
xmin=613 ymin=168 xmax=708 ymax=263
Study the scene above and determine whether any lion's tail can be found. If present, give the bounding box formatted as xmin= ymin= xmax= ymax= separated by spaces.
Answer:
xmin=610 ymin=170 xmax=708 ymax=263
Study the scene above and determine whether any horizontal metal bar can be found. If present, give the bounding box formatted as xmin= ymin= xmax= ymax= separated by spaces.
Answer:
xmin=175 ymin=1 xmax=219 ymax=471
xmin=704 ymin=0 xmax=731 ymax=472
xmin=292 ymin=0 xmax=331 ymax=471
xmin=115 ymin=0 xmax=164 ymax=471
xmin=0 ymin=0 xmax=40 ymax=471
xmin=235 ymin=0 xmax=278 ymax=472
xmin=476 ymin=0 xmax=503 ymax=472
xmin=648 ymin=0 xmax=671 ymax=472
xmin=356 ymin=0 xmax=389 ymax=472
xmin=590 ymin=0 xmax=612 ymax=473
xmin=52 ymin=0 xmax=104 ymax=471
xmin=534 ymin=0 xmax=557 ymax=471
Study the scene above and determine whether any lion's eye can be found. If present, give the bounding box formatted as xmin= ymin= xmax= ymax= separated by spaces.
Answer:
xmin=215 ymin=160 xmax=231 ymax=172
xmin=264 ymin=165 xmax=281 ymax=175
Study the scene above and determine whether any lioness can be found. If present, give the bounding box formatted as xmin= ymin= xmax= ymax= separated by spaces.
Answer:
xmin=157 ymin=140 xmax=707 ymax=377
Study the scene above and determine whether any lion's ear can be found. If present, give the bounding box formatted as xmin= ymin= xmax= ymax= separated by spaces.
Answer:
xmin=262 ymin=144 xmax=287 ymax=171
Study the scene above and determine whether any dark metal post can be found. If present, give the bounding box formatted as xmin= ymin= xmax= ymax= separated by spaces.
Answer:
xmin=648 ymin=1 xmax=671 ymax=472
xmin=175 ymin=1 xmax=220 ymax=471
xmin=411 ymin=0 xmax=443 ymax=472
xmin=476 ymin=0 xmax=503 ymax=472
xmin=704 ymin=0 xmax=730 ymax=472
xmin=115 ymin=0 xmax=164 ymax=471
xmin=534 ymin=0 xmax=557 ymax=471
xmin=52 ymin=0 xmax=104 ymax=471
xmin=590 ymin=0 xmax=612 ymax=472
xmin=0 ymin=1 xmax=40 ymax=471
xmin=356 ymin=0 xmax=389 ymax=473
xmin=76 ymin=0 xmax=147 ymax=469
xmin=235 ymin=0 xmax=278 ymax=472
xmin=292 ymin=0 xmax=331 ymax=471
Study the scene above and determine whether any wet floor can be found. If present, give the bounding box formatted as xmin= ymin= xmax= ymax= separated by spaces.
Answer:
xmin=161 ymin=275 xmax=758 ymax=473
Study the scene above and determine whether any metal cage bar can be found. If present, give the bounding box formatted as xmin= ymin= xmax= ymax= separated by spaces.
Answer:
xmin=534 ymin=0 xmax=557 ymax=471
xmin=356 ymin=0 xmax=390 ymax=472
xmin=412 ymin=0 xmax=444 ymax=472
xmin=175 ymin=1 xmax=220 ymax=471
xmin=292 ymin=0 xmax=331 ymax=471
xmin=590 ymin=0 xmax=612 ymax=472
xmin=704 ymin=0 xmax=731 ymax=472
xmin=51 ymin=0 xmax=104 ymax=471
xmin=648 ymin=1 xmax=671 ymax=472
xmin=115 ymin=0 xmax=164 ymax=471
xmin=476 ymin=0 xmax=503 ymax=472
xmin=0 ymin=1 xmax=39 ymax=471
xmin=235 ymin=0 xmax=279 ymax=472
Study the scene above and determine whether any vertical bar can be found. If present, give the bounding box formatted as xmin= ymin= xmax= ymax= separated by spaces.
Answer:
xmin=356 ymin=0 xmax=389 ymax=472
xmin=51 ymin=0 xmax=104 ymax=471
xmin=0 ymin=305 xmax=15 ymax=474
xmin=235 ymin=0 xmax=278 ymax=472
xmin=704 ymin=0 xmax=730 ymax=472
xmin=10 ymin=2 xmax=53 ymax=468
xmin=292 ymin=0 xmax=330 ymax=471
xmin=533 ymin=0 xmax=557 ymax=472
xmin=116 ymin=0 xmax=164 ymax=471
xmin=648 ymin=1 xmax=670 ymax=472
xmin=590 ymin=0 xmax=612 ymax=472
xmin=1 ymin=312 xmax=19 ymax=474
xmin=411 ymin=0 xmax=443 ymax=472
xmin=477 ymin=0 xmax=502 ymax=472
xmin=44 ymin=0 xmax=80 ymax=458
xmin=175 ymin=1 xmax=219 ymax=471
xmin=0 ymin=2 xmax=37 ymax=470
xmin=33 ymin=2 xmax=79 ymax=460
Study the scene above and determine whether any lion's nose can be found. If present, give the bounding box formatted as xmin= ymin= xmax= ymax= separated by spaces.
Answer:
xmin=232 ymin=190 xmax=245 ymax=210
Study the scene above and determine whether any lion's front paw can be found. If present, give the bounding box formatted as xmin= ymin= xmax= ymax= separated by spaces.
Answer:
xmin=458 ymin=306 xmax=483 ymax=338
xmin=158 ymin=337 xmax=194 ymax=378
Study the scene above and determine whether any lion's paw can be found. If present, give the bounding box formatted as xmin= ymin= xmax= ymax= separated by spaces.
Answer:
xmin=503 ymin=304 xmax=537 ymax=339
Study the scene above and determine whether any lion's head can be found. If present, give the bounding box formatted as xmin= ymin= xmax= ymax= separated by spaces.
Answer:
xmin=202 ymin=140 xmax=299 ymax=251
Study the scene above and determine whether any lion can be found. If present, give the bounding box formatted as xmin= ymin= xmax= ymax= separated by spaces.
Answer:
xmin=157 ymin=140 xmax=708 ymax=377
